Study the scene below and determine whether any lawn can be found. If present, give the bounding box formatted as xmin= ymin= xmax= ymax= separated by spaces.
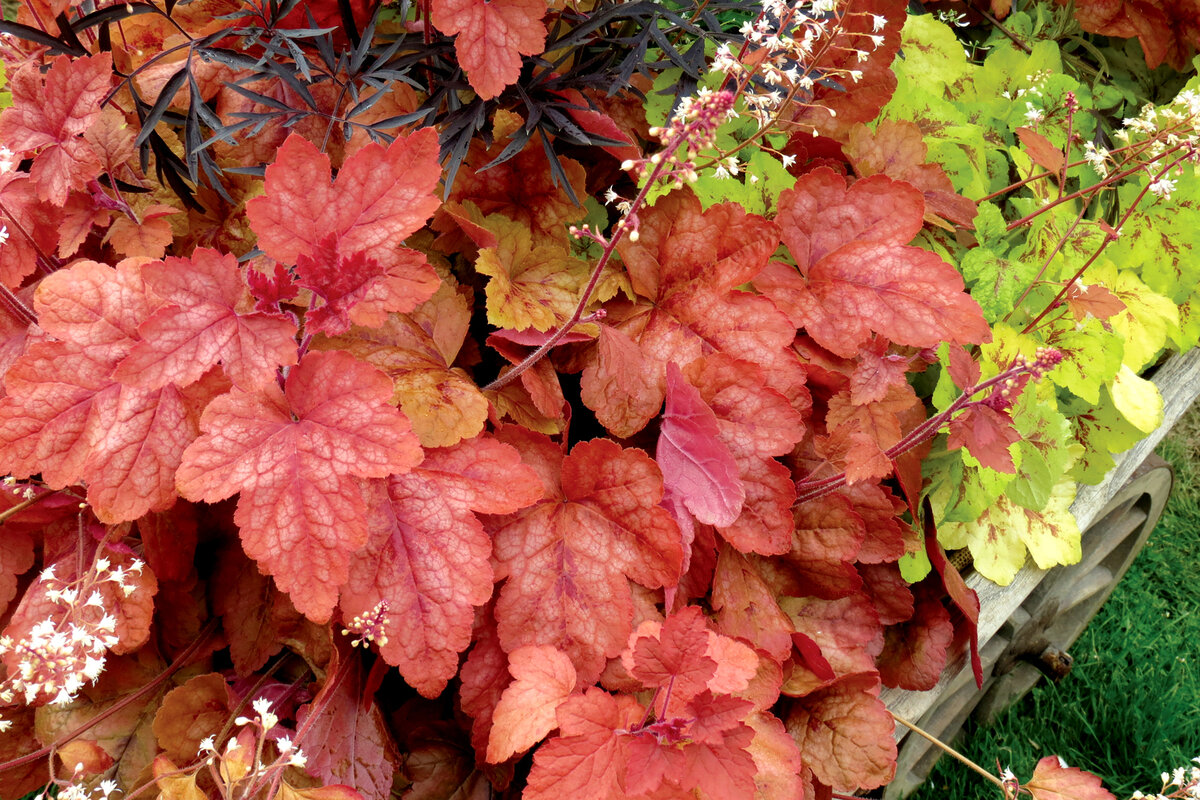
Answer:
xmin=913 ymin=405 xmax=1200 ymax=800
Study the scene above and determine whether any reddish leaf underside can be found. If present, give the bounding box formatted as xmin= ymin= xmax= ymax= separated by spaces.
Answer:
xmin=657 ymin=362 xmax=745 ymax=527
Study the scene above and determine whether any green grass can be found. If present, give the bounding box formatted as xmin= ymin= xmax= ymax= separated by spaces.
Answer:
xmin=913 ymin=406 xmax=1200 ymax=800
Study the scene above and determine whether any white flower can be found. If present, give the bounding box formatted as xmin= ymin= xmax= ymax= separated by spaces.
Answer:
xmin=781 ymin=154 xmax=796 ymax=168
xmin=1024 ymin=102 xmax=1045 ymax=125
xmin=1149 ymin=176 xmax=1177 ymax=198
xmin=603 ymin=186 xmax=619 ymax=205
xmin=871 ymin=14 xmax=887 ymax=31
xmin=98 ymin=780 xmax=120 ymax=798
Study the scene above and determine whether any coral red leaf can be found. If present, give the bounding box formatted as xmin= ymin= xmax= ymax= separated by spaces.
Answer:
xmin=795 ymin=241 xmax=991 ymax=357
xmin=486 ymin=645 xmax=577 ymax=763
xmin=0 ymin=527 xmax=33 ymax=619
xmin=523 ymin=687 xmax=645 ymax=800
xmin=776 ymin=169 xmax=925 ymax=271
xmin=152 ymin=673 xmax=234 ymax=765
xmin=0 ymin=54 xmax=111 ymax=205
xmin=711 ymin=545 xmax=796 ymax=664
xmin=176 ymin=350 xmax=422 ymax=622
xmin=1026 ymin=756 xmax=1118 ymax=800
xmin=246 ymin=130 xmax=442 ymax=273
xmin=429 ymin=0 xmax=549 ymax=100
xmin=924 ymin=499 xmax=983 ymax=687
xmin=947 ymin=404 xmax=1021 ymax=473
xmin=779 ymin=594 xmax=882 ymax=689
xmin=490 ymin=432 xmax=683 ymax=684
xmin=1015 ymin=126 xmax=1066 ymax=175
xmin=114 ymin=248 xmax=298 ymax=390
xmin=784 ymin=673 xmax=897 ymax=791
xmin=657 ymin=362 xmax=745 ymax=526
xmin=339 ymin=436 xmax=541 ymax=697
xmin=211 ymin=543 xmax=318 ymax=675
xmin=877 ymin=586 xmax=954 ymax=691
xmin=0 ymin=261 xmax=207 ymax=522
xmin=630 ymin=605 xmax=718 ymax=699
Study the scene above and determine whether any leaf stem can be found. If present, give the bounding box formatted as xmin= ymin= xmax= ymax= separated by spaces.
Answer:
xmin=892 ymin=711 xmax=1006 ymax=788
xmin=1018 ymin=147 xmax=1194 ymax=336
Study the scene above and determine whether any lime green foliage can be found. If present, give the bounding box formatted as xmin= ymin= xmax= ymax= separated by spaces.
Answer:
xmin=913 ymin=415 xmax=1200 ymax=799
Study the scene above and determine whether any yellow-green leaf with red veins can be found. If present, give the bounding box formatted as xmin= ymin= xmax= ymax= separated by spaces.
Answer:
xmin=937 ymin=475 xmax=1081 ymax=586
xmin=317 ymin=281 xmax=488 ymax=448
xmin=176 ymin=350 xmax=422 ymax=623
xmin=339 ymin=435 xmax=542 ymax=698
xmin=475 ymin=215 xmax=593 ymax=331
xmin=429 ymin=0 xmax=548 ymax=100
xmin=488 ymin=429 xmax=683 ymax=685
xmin=114 ymin=248 xmax=298 ymax=391
xmin=0 ymin=53 xmax=111 ymax=205
xmin=245 ymin=130 xmax=442 ymax=320
xmin=0 ymin=260 xmax=212 ymax=523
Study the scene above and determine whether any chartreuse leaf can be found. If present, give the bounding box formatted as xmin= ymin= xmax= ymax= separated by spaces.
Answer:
xmin=1110 ymin=364 xmax=1164 ymax=434
xmin=1063 ymin=388 xmax=1150 ymax=484
xmin=691 ymin=148 xmax=795 ymax=216
xmin=1044 ymin=315 xmax=1124 ymax=405
xmin=895 ymin=14 xmax=975 ymax=90
xmin=925 ymin=444 xmax=1018 ymax=524
xmin=1085 ymin=260 xmax=1180 ymax=371
xmin=939 ymin=473 xmax=1081 ymax=586
xmin=1006 ymin=385 xmax=1075 ymax=511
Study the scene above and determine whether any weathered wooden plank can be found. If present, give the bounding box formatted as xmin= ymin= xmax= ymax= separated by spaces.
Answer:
xmin=882 ymin=347 xmax=1200 ymax=732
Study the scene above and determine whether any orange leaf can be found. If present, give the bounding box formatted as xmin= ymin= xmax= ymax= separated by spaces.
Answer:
xmin=487 ymin=645 xmax=577 ymax=763
xmin=176 ymin=350 xmax=422 ymax=622
xmin=429 ymin=0 xmax=548 ymax=99
xmin=489 ymin=431 xmax=683 ymax=683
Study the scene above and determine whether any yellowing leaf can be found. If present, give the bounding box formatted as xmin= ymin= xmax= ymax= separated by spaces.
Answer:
xmin=939 ymin=476 xmax=1081 ymax=585
xmin=475 ymin=214 xmax=591 ymax=331
xmin=1088 ymin=261 xmax=1179 ymax=371
xmin=1110 ymin=364 xmax=1163 ymax=434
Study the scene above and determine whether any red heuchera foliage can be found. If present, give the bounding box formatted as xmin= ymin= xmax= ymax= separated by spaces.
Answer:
xmin=0 ymin=3 xmax=1024 ymax=798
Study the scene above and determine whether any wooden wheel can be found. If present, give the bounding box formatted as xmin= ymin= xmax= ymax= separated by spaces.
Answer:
xmin=885 ymin=453 xmax=1174 ymax=799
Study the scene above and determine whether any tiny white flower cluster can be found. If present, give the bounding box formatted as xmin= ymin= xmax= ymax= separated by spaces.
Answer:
xmin=0 ymin=556 xmax=142 ymax=720
xmin=53 ymin=778 xmax=121 ymax=800
xmin=198 ymin=698 xmax=309 ymax=772
xmin=708 ymin=0 xmax=887 ymax=130
xmin=1131 ymin=759 xmax=1200 ymax=800
xmin=1105 ymin=92 xmax=1200 ymax=200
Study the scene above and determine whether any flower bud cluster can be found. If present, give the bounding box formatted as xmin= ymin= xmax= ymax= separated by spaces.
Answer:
xmin=980 ymin=346 xmax=1063 ymax=412
xmin=622 ymin=88 xmax=736 ymax=191
xmin=0 ymin=555 xmax=142 ymax=728
xmin=342 ymin=599 xmax=390 ymax=647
